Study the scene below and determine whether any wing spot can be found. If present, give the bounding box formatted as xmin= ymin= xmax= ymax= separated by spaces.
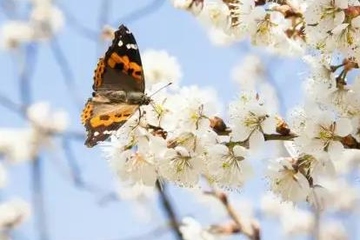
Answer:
xmin=107 ymin=53 xmax=142 ymax=80
xmin=126 ymin=43 xmax=138 ymax=49
xmin=93 ymin=58 xmax=106 ymax=90
xmin=81 ymin=101 xmax=94 ymax=125
xmin=100 ymin=115 xmax=110 ymax=121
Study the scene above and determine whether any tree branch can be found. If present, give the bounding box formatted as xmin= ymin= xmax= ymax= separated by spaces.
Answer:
xmin=156 ymin=181 xmax=183 ymax=240
xmin=32 ymin=156 xmax=50 ymax=240
xmin=206 ymin=189 xmax=260 ymax=240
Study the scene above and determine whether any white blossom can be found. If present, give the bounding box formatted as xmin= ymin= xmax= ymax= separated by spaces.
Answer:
xmin=267 ymin=157 xmax=310 ymax=202
xmin=206 ymin=144 xmax=253 ymax=189
xmin=158 ymin=145 xmax=205 ymax=187
xmin=304 ymin=0 xmax=360 ymax=54
xmin=281 ymin=207 xmax=314 ymax=236
xmin=334 ymin=149 xmax=360 ymax=174
xmin=142 ymin=49 xmax=182 ymax=86
xmin=30 ymin=4 xmax=65 ymax=40
xmin=260 ymin=192 xmax=293 ymax=217
xmin=261 ymin=192 xmax=315 ymax=235
xmin=319 ymin=220 xmax=347 ymax=240
xmin=225 ymin=0 xmax=255 ymax=39
xmin=0 ymin=199 xmax=31 ymax=230
xmin=293 ymin=110 xmax=352 ymax=161
xmin=0 ymin=128 xmax=40 ymax=163
xmin=247 ymin=6 xmax=288 ymax=47
xmin=141 ymin=89 xmax=178 ymax=130
xmin=0 ymin=21 xmax=33 ymax=50
xmin=206 ymin=27 xmax=237 ymax=46
xmin=197 ymin=1 xmax=229 ymax=29
xmin=172 ymin=0 xmax=203 ymax=15
xmin=172 ymin=86 xmax=221 ymax=133
xmin=27 ymin=102 xmax=68 ymax=133
xmin=105 ymin=127 xmax=166 ymax=186
xmin=319 ymin=178 xmax=360 ymax=211
xmin=229 ymin=92 xmax=275 ymax=150
xmin=306 ymin=184 xmax=330 ymax=210
xmin=180 ymin=217 xmax=217 ymax=240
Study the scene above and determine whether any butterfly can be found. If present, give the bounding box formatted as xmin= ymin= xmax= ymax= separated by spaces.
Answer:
xmin=81 ymin=24 xmax=151 ymax=148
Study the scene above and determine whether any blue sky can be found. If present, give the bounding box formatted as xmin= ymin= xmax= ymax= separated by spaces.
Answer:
xmin=0 ymin=0 xmax=308 ymax=239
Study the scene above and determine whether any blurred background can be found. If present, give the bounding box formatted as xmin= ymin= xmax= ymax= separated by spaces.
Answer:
xmin=0 ymin=0 xmax=357 ymax=240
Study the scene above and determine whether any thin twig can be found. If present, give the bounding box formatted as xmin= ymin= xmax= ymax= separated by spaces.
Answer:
xmin=32 ymin=156 xmax=50 ymax=240
xmin=112 ymin=0 xmax=165 ymax=25
xmin=61 ymin=138 xmax=106 ymax=195
xmin=19 ymin=43 xmax=38 ymax=106
xmin=0 ymin=94 xmax=25 ymax=115
xmin=206 ymin=188 xmax=260 ymax=240
xmin=50 ymin=38 xmax=83 ymax=109
xmin=58 ymin=3 xmax=98 ymax=40
xmin=263 ymin=133 xmax=297 ymax=141
xmin=156 ymin=181 xmax=183 ymax=240
xmin=0 ymin=95 xmax=85 ymax=141
xmin=61 ymin=138 xmax=84 ymax=186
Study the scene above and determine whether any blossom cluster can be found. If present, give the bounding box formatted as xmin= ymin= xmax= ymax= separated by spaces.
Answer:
xmin=99 ymin=0 xmax=360 ymax=210
xmin=0 ymin=0 xmax=64 ymax=49
xmin=1 ymin=0 xmax=360 ymax=239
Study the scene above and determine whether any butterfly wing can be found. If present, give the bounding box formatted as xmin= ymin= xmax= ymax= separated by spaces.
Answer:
xmin=81 ymin=100 xmax=139 ymax=147
xmin=93 ymin=25 xmax=145 ymax=93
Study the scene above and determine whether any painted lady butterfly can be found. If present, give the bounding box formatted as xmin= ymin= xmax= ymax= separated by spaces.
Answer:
xmin=81 ymin=24 xmax=150 ymax=147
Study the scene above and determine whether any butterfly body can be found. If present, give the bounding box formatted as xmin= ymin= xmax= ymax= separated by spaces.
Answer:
xmin=81 ymin=24 xmax=149 ymax=148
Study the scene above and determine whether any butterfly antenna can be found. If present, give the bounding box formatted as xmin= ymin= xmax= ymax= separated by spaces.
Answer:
xmin=149 ymin=82 xmax=172 ymax=97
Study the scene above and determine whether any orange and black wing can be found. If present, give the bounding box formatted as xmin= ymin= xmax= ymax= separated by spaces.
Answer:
xmin=93 ymin=25 xmax=145 ymax=94
xmin=81 ymin=100 xmax=138 ymax=148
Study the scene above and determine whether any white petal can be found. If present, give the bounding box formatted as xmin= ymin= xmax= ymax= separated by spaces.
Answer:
xmin=233 ymin=145 xmax=248 ymax=157
xmin=249 ymin=130 xmax=265 ymax=151
xmin=211 ymin=144 xmax=228 ymax=156
xmin=331 ymin=23 xmax=348 ymax=35
xmin=335 ymin=0 xmax=348 ymax=9
xmin=328 ymin=141 xmax=344 ymax=160
xmin=231 ymin=125 xmax=252 ymax=141
xmin=335 ymin=118 xmax=352 ymax=136
xmin=334 ymin=11 xmax=345 ymax=26
xmin=262 ymin=116 xmax=276 ymax=134
xmin=351 ymin=16 xmax=360 ymax=28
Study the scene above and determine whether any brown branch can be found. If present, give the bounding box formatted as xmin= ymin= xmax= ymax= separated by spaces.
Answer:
xmin=156 ymin=181 xmax=183 ymax=240
xmin=263 ymin=133 xmax=297 ymax=141
xmin=205 ymin=189 xmax=260 ymax=240
xmin=209 ymin=116 xmax=360 ymax=149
